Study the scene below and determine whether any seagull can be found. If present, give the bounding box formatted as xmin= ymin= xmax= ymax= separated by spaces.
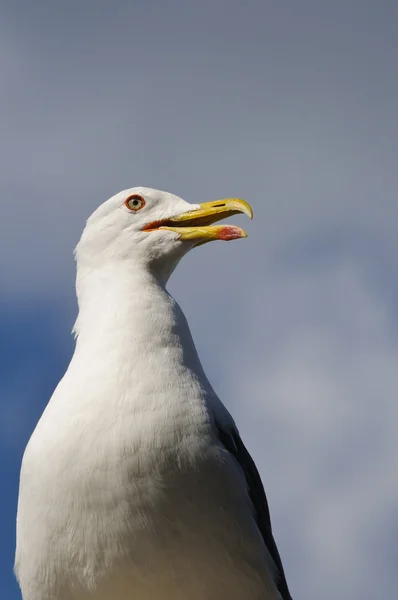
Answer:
xmin=15 ymin=187 xmax=292 ymax=600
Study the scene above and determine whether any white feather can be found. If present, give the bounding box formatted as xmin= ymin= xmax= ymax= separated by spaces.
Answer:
xmin=15 ymin=188 xmax=280 ymax=600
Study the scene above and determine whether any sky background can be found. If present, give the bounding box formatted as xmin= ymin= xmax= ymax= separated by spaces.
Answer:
xmin=1 ymin=1 xmax=398 ymax=598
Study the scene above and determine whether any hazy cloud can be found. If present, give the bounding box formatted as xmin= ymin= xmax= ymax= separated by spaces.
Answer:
xmin=2 ymin=2 xmax=398 ymax=599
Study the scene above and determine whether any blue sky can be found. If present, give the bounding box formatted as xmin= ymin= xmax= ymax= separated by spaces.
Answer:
xmin=1 ymin=2 xmax=398 ymax=598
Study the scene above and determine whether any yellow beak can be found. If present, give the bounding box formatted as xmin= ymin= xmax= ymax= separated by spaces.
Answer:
xmin=143 ymin=198 xmax=253 ymax=244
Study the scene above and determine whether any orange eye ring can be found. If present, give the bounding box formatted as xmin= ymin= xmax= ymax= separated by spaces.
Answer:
xmin=125 ymin=194 xmax=146 ymax=211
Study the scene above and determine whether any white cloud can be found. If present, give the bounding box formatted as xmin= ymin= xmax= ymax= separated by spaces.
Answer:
xmin=212 ymin=259 xmax=398 ymax=600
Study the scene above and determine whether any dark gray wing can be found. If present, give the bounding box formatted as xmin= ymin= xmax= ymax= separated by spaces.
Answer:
xmin=216 ymin=423 xmax=293 ymax=600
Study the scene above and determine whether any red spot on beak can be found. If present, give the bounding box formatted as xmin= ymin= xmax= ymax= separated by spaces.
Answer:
xmin=216 ymin=226 xmax=245 ymax=241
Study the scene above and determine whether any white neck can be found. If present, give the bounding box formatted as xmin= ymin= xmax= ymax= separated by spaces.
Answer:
xmin=69 ymin=262 xmax=214 ymax=408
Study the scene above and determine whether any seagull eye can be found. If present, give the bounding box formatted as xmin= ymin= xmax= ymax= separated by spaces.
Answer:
xmin=125 ymin=194 xmax=145 ymax=211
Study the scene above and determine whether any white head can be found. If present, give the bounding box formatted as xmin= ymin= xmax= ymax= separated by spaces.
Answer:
xmin=75 ymin=186 xmax=253 ymax=283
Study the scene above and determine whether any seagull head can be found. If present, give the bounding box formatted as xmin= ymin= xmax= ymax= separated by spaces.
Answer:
xmin=75 ymin=187 xmax=253 ymax=281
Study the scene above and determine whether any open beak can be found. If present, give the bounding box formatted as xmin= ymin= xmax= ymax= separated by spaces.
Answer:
xmin=142 ymin=198 xmax=253 ymax=244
